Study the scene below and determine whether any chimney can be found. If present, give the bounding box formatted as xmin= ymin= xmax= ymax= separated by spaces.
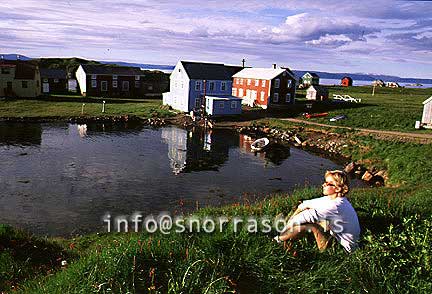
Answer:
xmin=272 ymin=63 xmax=277 ymax=69
xmin=242 ymin=58 xmax=245 ymax=68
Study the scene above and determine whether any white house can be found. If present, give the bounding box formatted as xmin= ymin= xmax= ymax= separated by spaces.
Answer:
xmin=422 ymin=96 xmax=432 ymax=128
xmin=163 ymin=61 xmax=243 ymax=114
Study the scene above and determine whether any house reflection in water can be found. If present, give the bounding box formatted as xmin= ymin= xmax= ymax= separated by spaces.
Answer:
xmin=161 ymin=127 xmax=238 ymax=174
xmin=0 ymin=123 xmax=42 ymax=146
xmin=239 ymin=134 xmax=291 ymax=165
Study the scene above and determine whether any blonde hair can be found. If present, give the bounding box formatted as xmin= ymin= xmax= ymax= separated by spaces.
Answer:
xmin=325 ymin=170 xmax=349 ymax=196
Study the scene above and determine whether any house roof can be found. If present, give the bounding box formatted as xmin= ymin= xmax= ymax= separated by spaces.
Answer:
xmin=40 ymin=68 xmax=67 ymax=79
xmin=80 ymin=64 xmax=144 ymax=76
xmin=423 ymin=96 xmax=432 ymax=105
xmin=0 ymin=60 xmax=38 ymax=80
xmin=232 ymin=68 xmax=291 ymax=80
xmin=181 ymin=61 xmax=242 ymax=80
xmin=303 ymin=72 xmax=320 ymax=78
xmin=307 ymin=85 xmax=328 ymax=92
xmin=342 ymin=76 xmax=352 ymax=80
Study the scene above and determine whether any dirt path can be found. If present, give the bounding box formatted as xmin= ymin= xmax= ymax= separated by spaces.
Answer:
xmin=282 ymin=118 xmax=432 ymax=143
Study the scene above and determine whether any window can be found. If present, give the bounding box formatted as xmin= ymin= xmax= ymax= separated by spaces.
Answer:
xmin=261 ymin=80 xmax=266 ymax=87
xmin=135 ymin=75 xmax=140 ymax=81
xmin=54 ymin=78 xmax=59 ymax=83
xmin=273 ymin=93 xmax=279 ymax=102
xmin=221 ymin=81 xmax=226 ymax=91
xmin=113 ymin=81 xmax=118 ymax=88
xmin=91 ymin=80 xmax=97 ymax=88
xmin=178 ymin=68 xmax=181 ymax=72
xmin=274 ymin=79 xmax=280 ymax=88
xmin=285 ymin=93 xmax=291 ymax=103
xmin=239 ymin=88 xmax=244 ymax=97
xmin=181 ymin=82 xmax=184 ymax=89
xmin=101 ymin=81 xmax=108 ymax=91
xmin=1 ymin=68 xmax=11 ymax=74
xmin=91 ymin=74 xmax=97 ymax=80
xmin=219 ymin=102 xmax=224 ymax=109
xmin=195 ymin=97 xmax=201 ymax=108
xmin=195 ymin=81 xmax=201 ymax=91
xmin=209 ymin=81 xmax=215 ymax=91
xmin=122 ymin=81 xmax=129 ymax=91
xmin=255 ymin=79 xmax=259 ymax=86
xmin=247 ymin=79 xmax=251 ymax=85
xmin=287 ymin=80 xmax=292 ymax=88
xmin=231 ymin=101 xmax=237 ymax=109
xmin=22 ymin=81 xmax=28 ymax=88
xmin=232 ymin=88 xmax=237 ymax=96
xmin=240 ymin=78 xmax=243 ymax=85
xmin=113 ymin=75 xmax=118 ymax=80
xmin=135 ymin=81 xmax=140 ymax=88
xmin=236 ymin=78 xmax=239 ymax=85
xmin=260 ymin=91 xmax=265 ymax=101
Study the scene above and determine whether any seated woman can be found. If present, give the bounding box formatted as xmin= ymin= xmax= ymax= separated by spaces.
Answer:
xmin=274 ymin=170 xmax=360 ymax=253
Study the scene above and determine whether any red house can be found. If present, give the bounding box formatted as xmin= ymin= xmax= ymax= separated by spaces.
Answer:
xmin=232 ymin=66 xmax=296 ymax=109
xmin=341 ymin=76 xmax=353 ymax=87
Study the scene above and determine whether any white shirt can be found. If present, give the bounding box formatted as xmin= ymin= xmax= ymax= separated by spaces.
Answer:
xmin=288 ymin=196 xmax=361 ymax=253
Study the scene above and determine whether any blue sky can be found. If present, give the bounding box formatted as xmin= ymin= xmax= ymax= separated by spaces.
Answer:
xmin=1 ymin=0 xmax=431 ymax=78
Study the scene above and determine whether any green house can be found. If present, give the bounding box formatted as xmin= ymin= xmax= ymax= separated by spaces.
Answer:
xmin=301 ymin=72 xmax=320 ymax=87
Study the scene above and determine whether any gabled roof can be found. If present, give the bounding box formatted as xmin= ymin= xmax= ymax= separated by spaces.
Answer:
xmin=180 ymin=61 xmax=241 ymax=80
xmin=80 ymin=64 xmax=144 ymax=75
xmin=232 ymin=68 xmax=292 ymax=80
xmin=0 ymin=60 xmax=38 ymax=80
xmin=40 ymin=68 xmax=67 ymax=79
xmin=303 ymin=72 xmax=320 ymax=78
xmin=423 ymin=96 xmax=432 ymax=105
xmin=307 ymin=85 xmax=328 ymax=92
xmin=342 ymin=76 xmax=352 ymax=80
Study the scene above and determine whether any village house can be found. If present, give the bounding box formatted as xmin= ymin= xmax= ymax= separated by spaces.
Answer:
xmin=0 ymin=60 xmax=41 ymax=98
xmin=75 ymin=64 xmax=147 ymax=97
xmin=232 ymin=65 xmax=296 ymax=109
xmin=40 ymin=68 xmax=68 ymax=94
xmin=306 ymin=85 xmax=329 ymax=101
xmin=301 ymin=72 xmax=320 ymax=87
xmin=386 ymin=81 xmax=401 ymax=88
xmin=372 ymin=79 xmax=385 ymax=87
xmin=163 ymin=61 xmax=243 ymax=115
xmin=421 ymin=96 xmax=432 ymax=129
xmin=341 ymin=76 xmax=353 ymax=87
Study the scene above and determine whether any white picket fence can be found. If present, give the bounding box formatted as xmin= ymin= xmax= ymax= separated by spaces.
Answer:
xmin=332 ymin=94 xmax=362 ymax=103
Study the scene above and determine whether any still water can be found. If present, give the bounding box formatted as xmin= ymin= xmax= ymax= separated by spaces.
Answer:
xmin=1 ymin=122 xmax=351 ymax=236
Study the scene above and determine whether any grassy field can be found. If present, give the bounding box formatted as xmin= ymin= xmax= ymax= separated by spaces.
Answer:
xmin=294 ymin=86 xmax=432 ymax=132
xmin=0 ymin=96 xmax=175 ymax=119
xmin=1 ymin=130 xmax=432 ymax=293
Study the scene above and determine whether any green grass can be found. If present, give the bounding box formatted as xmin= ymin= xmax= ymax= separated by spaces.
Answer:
xmin=294 ymin=86 xmax=432 ymax=132
xmin=0 ymin=97 xmax=175 ymax=119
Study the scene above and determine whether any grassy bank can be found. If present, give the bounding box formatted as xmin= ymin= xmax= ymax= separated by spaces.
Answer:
xmin=0 ymin=96 xmax=175 ymax=119
xmin=295 ymin=86 xmax=432 ymax=132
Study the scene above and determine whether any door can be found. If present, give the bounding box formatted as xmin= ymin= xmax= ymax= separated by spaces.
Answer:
xmin=43 ymin=83 xmax=50 ymax=93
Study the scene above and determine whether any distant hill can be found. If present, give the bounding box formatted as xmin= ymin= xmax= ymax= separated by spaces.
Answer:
xmin=2 ymin=54 xmax=431 ymax=84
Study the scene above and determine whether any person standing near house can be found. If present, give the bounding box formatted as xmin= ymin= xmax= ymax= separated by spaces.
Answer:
xmin=274 ymin=170 xmax=360 ymax=253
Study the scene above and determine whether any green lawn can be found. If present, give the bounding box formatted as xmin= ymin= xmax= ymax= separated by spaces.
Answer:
xmin=0 ymin=97 xmax=175 ymax=119
xmin=294 ymin=86 xmax=432 ymax=132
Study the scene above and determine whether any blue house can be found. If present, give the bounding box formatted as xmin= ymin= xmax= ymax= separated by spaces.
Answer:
xmin=163 ymin=61 xmax=243 ymax=114
xmin=205 ymin=96 xmax=242 ymax=116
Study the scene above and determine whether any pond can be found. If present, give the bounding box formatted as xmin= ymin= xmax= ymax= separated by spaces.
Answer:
xmin=0 ymin=122 xmax=357 ymax=236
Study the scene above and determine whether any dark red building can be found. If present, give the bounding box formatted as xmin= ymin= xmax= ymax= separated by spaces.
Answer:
xmin=341 ymin=76 xmax=353 ymax=87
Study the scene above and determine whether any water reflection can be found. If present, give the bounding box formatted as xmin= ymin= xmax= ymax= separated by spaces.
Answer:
xmin=238 ymin=134 xmax=290 ymax=166
xmin=0 ymin=123 xmax=42 ymax=146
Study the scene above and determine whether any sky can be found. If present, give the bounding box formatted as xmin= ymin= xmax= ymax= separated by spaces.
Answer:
xmin=1 ymin=0 xmax=431 ymax=78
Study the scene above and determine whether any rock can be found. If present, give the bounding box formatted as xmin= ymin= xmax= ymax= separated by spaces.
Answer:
xmin=362 ymin=171 xmax=374 ymax=181
xmin=344 ymin=162 xmax=356 ymax=174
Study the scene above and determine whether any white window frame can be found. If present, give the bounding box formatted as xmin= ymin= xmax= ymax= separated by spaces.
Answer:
xmin=54 ymin=78 xmax=59 ymax=83
xmin=113 ymin=80 xmax=118 ymax=88
xmin=43 ymin=78 xmax=48 ymax=82
xmin=239 ymin=88 xmax=244 ymax=97
xmin=221 ymin=81 xmax=227 ymax=91
xmin=135 ymin=75 xmax=140 ymax=81
xmin=240 ymin=78 xmax=243 ymax=85
xmin=260 ymin=91 xmax=265 ymax=101
xmin=273 ymin=93 xmax=279 ymax=102
xmin=195 ymin=81 xmax=201 ymax=91
xmin=101 ymin=81 xmax=108 ymax=91
xmin=285 ymin=93 xmax=291 ymax=103
xmin=113 ymin=75 xmax=118 ymax=80
xmin=255 ymin=79 xmax=259 ymax=86
xmin=261 ymin=80 xmax=266 ymax=87
xmin=232 ymin=88 xmax=237 ymax=96
xmin=122 ymin=81 xmax=129 ymax=91
xmin=91 ymin=80 xmax=97 ymax=88
xmin=287 ymin=80 xmax=292 ymax=88
xmin=247 ymin=79 xmax=251 ymax=85
xmin=231 ymin=101 xmax=237 ymax=109
xmin=91 ymin=74 xmax=97 ymax=80
xmin=209 ymin=81 xmax=215 ymax=91
xmin=274 ymin=79 xmax=280 ymax=88
xmin=236 ymin=78 xmax=239 ymax=85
